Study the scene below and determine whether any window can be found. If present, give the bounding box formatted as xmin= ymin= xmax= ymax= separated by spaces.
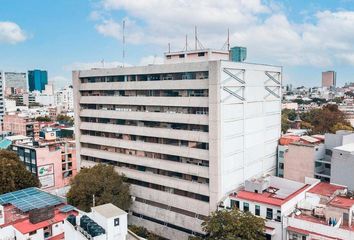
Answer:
xmin=179 ymin=54 xmax=185 ymax=58
xmin=276 ymin=210 xmax=281 ymax=222
xmin=255 ymin=205 xmax=260 ymax=216
xmin=266 ymin=208 xmax=273 ymax=220
xmin=279 ymin=151 xmax=284 ymax=158
xmin=198 ymin=52 xmax=205 ymax=57
xmin=230 ymin=200 xmax=239 ymax=209
xmin=279 ymin=163 xmax=284 ymax=169
xmin=29 ymin=230 xmax=37 ymax=236
xmin=325 ymin=149 xmax=332 ymax=156
xmin=114 ymin=217 xmax=120 ymax=226
xmin=243 ymin=202 xmax=249 ymax=212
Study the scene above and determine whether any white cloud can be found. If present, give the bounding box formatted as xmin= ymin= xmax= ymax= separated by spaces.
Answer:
xmin=95 ymin=19 xmax=121 ymax=40
xmin=91 ymin=2 xmax=354 ymax=67
xmin=0 ymin=21 xmax=27 ymax=44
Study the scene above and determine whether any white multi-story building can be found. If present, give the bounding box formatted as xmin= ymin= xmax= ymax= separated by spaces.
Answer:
xmin=73 ymin=49 xmax=282 ymax=239
xmin=56 ymin=85 xmax=74 ymax=111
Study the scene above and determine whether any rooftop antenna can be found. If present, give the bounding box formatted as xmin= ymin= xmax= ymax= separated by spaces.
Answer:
xmin=195 ymin=26 xmax=198 ymax=50
xmin=122 ymin=20 xmax=126 ymax=67
xmin=185 ymin=34 xmax=188 ymax=51
xmin=227 ymin=28 xmax=230 ymax=51
xmin=221 ymin=28 xmax=231 ymax=51
xmin=168 ymin=42 xmax=171 ymax=53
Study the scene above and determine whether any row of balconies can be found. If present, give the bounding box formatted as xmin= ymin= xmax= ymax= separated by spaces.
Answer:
xmin=80 ymin=109 xmax=209 ymax=125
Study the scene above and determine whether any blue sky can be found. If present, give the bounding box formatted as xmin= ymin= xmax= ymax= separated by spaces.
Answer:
xmin=0 ymin=0 xmax=354 ymax=88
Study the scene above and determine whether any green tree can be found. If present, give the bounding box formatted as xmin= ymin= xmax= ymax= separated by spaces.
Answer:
xmin=300 ymin=104 xmax=353 ymax=134
xmin=36 ymin=115 xmax=52 ymax=122
xmin=281 ymin=109 xmax=297 ymax=133
xmin=67 ymin=164 xmax=131 ymax=212
xmin=56 ymin=114 xmax=74 ymax=126
xmin=190 ymin=208 xmax=265 ymax=240
xmin=0 ymin=150 xmax=41 ymax=194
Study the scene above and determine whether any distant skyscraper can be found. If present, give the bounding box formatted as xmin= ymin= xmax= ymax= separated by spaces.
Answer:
xmin=322 ymin=71 xmax=336 ymax=88
xmin=4 ymin=72 xmax=27 ymax=96
xmin=28 ymin=69 xmax=48 ymax=92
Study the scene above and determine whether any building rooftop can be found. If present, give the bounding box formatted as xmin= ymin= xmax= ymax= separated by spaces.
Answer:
xmin=328 ymin=196 xmax=354 ymax=210
xmin=232 ymin=176 xmax=309 ymax=207
xmin=307 ymin=182 xmax=346 ymax=198
xmin=334 ymin=143 xmax=354 ymax=153
xmin=13 ymin=209 xmax=77 ymax=234
xmin=5 ymin=135 xmax=32 ymax=141
xmin=92 ymin=203 xmax=127 ymax=218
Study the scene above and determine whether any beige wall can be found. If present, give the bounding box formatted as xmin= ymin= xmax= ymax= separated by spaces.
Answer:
xmin=284 ymin=144 xmax=315 ymax=182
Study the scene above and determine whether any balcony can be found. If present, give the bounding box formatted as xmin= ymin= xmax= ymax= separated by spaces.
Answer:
xmin=114 ymin=165 xmax=209 ymax=196
xmin=81 ymin=147 xmax=209 ymax=178
xmin=80 ymin=96 xmax=208 ymax=108
xmin=80 ymin=122 xmax=209 ymax=143
xmin=130 ymin=184 xmax=210 ymax=216
xmin=80 ymin=135 xmax=209 ymax=160
xmin=80 ymin=109 xmax=209 ymax=125
xmin=79 ymin=79 xmax=209 ymax=91
xmin=131 ymin=200 xmax=204 ymax=233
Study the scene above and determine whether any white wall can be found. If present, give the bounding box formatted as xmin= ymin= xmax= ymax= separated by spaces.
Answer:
xmin=218 ymin=61 xmax=281 ymax=198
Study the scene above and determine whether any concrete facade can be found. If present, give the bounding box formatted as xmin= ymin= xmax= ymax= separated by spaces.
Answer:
xmin=331 ymin=143 xmax=354 ymax=190
xmin=73 ymin=57 xmax=282 ymax=239
xmin=284 ymin=142 xmax=325 ymax=183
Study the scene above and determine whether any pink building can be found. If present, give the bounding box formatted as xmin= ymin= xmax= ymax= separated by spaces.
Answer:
xmin=322 ymin=71 xmax=336 ymax=88
xmin=11 ymin=138 xmax=77 ymax=194
xmin=3 ymin=113 xmax=40 ymax=139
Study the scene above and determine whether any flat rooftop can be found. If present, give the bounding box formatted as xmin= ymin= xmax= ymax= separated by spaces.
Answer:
xmin=307 ymin=182 xmax=346 ymax=198
xmin=232 ymin=176 xmax=309 ymax=207
xmin=92 ymin=203 xmax=127 ymax=218
xmin=334 ymin=143 xmax=354 ymax=152
xmin=329 ymin=196 xmax=354 ymax=210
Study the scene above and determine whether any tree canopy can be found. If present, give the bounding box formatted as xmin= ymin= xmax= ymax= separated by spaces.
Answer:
xmin=190 ymin=208 xmax=266 ymax=240
xmin=0 ymin=150 xmax=40 ymax=194
xmin=36 ymin=115 xmax=52 ymax=122
xmin=56 ymin=114 xmax=74 ymax=125
xmin=282 ymin=105 xmax=353 ymax=134
xmin=300 ymin=104 xmax=353 ymax=134
xmin=67 ymin=164 xmax=131 ymax=212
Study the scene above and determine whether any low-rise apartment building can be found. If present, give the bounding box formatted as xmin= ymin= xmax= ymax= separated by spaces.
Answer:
xmin=0 ymin=187 xmax=77 ymax=240
xmin=221 ymin=176 xmax=319 ymax=240
xmin=3 ymin=113 xmax=40 ymax=139
xmin=282 ymin=131 xmax=354 ymax=183
xmin=11 ymin=136 xmax=77 ymax=195
xmin=284 ymin=182 xmax=354 ymax=240
xmin=221 ymin=177 xmax=354 ymax=240
xmin=331 ymin=143 xmax=354 ymax=190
